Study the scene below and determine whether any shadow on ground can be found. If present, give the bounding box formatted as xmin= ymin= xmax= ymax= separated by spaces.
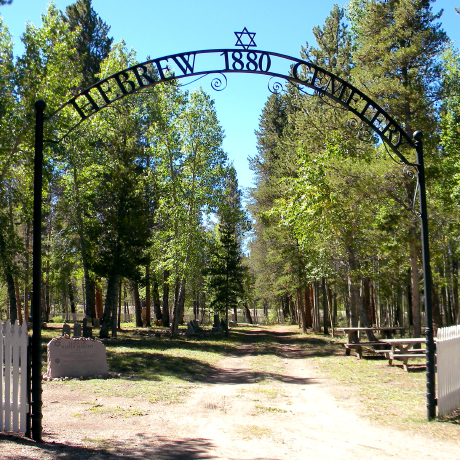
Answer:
xmin=101 ymin=327 xmax=336 ymax=385
xmin=0 ymin=433 xmax=278 ymax=460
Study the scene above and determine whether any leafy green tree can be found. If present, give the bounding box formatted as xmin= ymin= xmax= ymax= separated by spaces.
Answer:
xmin=0 ymin=5 xmax=80 ymax=322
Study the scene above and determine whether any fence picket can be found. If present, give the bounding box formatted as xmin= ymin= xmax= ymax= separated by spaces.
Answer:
xmin=20 ymin=321 xmax=28 ymax=432
xmin=0 ymin=321 xmax=3 ymax=431
xmin=12 ymin=321 xmax=19 ymax=432
xmin=0 ymin=320 xmax=30 ymax=434
xmin=437 ymin=325 xmax=460 ymax=416
xmin=4 ymin=320 xmax=11 ymax=431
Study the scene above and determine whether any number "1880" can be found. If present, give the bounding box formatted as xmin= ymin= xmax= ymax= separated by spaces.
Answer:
xmin=221 ymin=51 xmax=272 ymax=73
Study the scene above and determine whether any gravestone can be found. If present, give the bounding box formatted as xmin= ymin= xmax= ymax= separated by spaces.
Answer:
xmin=212 ymin=315 xmax=223 ymax=333
xmin=186 ymin=320 xmax=202 ymax=335
xmin=62 ymin=323 xmax=71 ymax=337
xmin=73 ymin=323 xmax=81 ymax=338
xmin=83 ymin=317 xmax=93 ymax=338
xmin=187 ymin=321 xmax=197 ymax=335
xmin=47 ymin=337 xmax=109 ymax=378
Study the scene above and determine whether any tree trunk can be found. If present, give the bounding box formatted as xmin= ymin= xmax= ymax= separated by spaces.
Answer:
xmin=407 ymin=268 xmax=413 ymax=327
xmin=171 ymin=277 xmax=186 ymax=337
xmin=69 ymin=280 xmax=76 ymax=314
xmin=153 ymin=277 xmax=162 ymax=320
xmin=145 ymin=264 xmax=151 ymax=327
xmin=298 ymin=288 xmax=306 ymax=334
xmin=243 ymin=302 xmax=253 ymax=324
xmin=7 ymin=272 xmax=17 ymax=323
xmin=133 ymin=282 xmax=142 ymax=327
xmin=83 ymin=262 xmax=93 ymax=318
xmin=118 ymin=279 xmax=122 ymax=330
xmin=305 ymin=285 xmax=313 ymax=328
xmin=95 ymin=278 xmax=103 ymax=319
xmin=162 ymin=269 xmax=170 ymax=327
xmin=15 ymin=277 xmax=22 ymax=324
xmin=100 ymin=275 xmax=118 ymax=339
xmin=322 ymin=278 xmax=328 ymax=335
xmin=111 ymin=276 xmax=119 ymax=337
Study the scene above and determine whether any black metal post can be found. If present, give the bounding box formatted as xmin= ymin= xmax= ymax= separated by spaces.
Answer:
xmin=413 ymin=131 xmax=436 ymax=421
xmin=32 ymin=100 xmax=46 ymax=441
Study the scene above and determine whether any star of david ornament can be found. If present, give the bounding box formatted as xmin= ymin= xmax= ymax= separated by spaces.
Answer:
xmin=234 ymin=27 xmax=256 ymax=50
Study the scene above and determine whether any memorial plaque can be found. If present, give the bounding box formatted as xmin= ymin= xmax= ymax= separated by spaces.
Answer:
xmin=47 ymin=337 xmax=109 ymax=379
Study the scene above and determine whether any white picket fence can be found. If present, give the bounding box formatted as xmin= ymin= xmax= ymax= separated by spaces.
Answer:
xmin=437 ymin=325 xmax=460 ymax=416
xmin=1 ymin=320 xmax=29 ymax=433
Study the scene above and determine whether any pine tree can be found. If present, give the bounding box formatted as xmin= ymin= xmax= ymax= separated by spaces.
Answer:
xmin=349 ymin=0 xmax=447 ymax=139
xmin=207 ymin=167 xmax=249 ymax=326
xmin=349 ymin=0 xmax=448 ymax=336
xmin=64 ymin=0 xmax=113 ymax=89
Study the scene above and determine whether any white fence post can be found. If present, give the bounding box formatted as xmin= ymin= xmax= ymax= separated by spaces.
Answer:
xmin=437 ymin=324 xmax=460 ymax=416
xmin=4 ymin=320 xmax=11 ymax=431
xmin=1 ymin=320 xmax=30 ymax=434
xmin=0 ymin=321 xmax=3 ymax=432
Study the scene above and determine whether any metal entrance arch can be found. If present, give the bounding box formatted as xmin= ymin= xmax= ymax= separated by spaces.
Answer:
xmin=31 ymin=33 xmax=436 ymax=441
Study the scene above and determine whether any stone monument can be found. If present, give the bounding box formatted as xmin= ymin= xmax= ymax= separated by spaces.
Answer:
xmin=47 ymin=337 xmax=109 ymax=379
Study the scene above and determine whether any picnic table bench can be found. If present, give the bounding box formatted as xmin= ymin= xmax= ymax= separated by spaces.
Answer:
xmin=383 ymin=338 xmax=430 ymax=372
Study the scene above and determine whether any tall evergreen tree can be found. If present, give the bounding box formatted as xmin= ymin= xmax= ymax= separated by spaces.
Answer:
xmin=349 ymin=0 xmax=448 ymax=336
xmin=64 ymin=0 xmax=113 ymax=89
xmin=207 ymin=166 xmax=249 ymax=325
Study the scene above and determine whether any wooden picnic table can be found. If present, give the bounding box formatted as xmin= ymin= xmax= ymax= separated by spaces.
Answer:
xmin=342 ymin=326 xmax=405 ymax=343
xmin=342 ymin=327 xmax=405 ymax=359
xmin=381 ymin=337 xmax=431 ymax=371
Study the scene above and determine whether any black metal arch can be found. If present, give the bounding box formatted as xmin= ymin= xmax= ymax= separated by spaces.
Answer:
xmin=31 ymin=47 xmax=435 ymax=442
xmin=48 ymin=49 xmax=415 ymax=164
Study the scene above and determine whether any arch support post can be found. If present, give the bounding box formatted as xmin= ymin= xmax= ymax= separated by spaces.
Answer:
xmin=32 ymin=100 xmax=46 ymax=441
xmin=414 ymin=131 xmax=436 ymax=421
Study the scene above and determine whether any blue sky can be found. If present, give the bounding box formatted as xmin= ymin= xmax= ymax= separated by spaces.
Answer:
xmin=2 ymin=0 xmax=460 ymax=189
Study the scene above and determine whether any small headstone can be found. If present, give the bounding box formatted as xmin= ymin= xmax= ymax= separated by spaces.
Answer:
xmin=73 ymin=323 xmax=81 ymax=338
xmin=212 ymin=315 xmax=223 ymax=333
xmin=83 ymin=317 xmax=93 ymax=338
xmin=186 ymin=321 xmax=197 ymax=335
xmin=229 ymin=320 xmax=237 ymax=327
xmin=191 ymin=320 xmax=201 ymax=332
xmin=220 ymin=319 xmax=228 ymax=332
xmin=47 ymin=337 xmax=109 ymax=379
xmin=62 ymin=323 xmax=71 ymax=337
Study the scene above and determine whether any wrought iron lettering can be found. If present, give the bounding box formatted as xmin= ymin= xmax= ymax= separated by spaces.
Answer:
xmin=292 ymin=62 xmax=314 ymax=84
xmin=49 ymin=48 xmax=413 ymax=160
xmin=69 ymin=92 xmax=99 ymax=120
xmin=326 ymin=76 xmax=346 ymax=99
xmin=154 ymin=59 xmax=171 ymax=80
xmin=113 ymin=71 xmax=137 ymax=95
xmin=171 ymin=53 xmax=196 ymax=75
xmin=132 ymin=64 xmax=156 ymax=87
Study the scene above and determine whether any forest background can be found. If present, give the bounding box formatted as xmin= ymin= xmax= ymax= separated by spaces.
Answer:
xmin=1 ymin=0 xmax=460 ymax=338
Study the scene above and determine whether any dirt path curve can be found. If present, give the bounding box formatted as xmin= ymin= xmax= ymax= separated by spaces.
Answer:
xmin=1 ymin=325 xmax=459 ymax=459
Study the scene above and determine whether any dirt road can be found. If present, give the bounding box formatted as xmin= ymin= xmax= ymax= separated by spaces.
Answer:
xmin=1 ymin=326 xmax=459 ymax=459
